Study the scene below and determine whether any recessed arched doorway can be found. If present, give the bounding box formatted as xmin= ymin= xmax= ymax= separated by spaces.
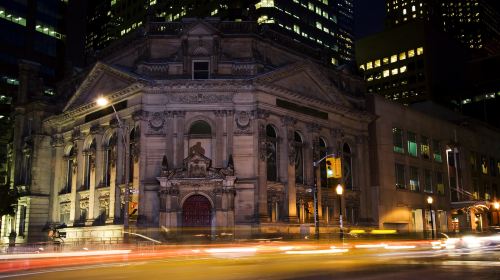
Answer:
xmin=182 ymin=195 xmax=212 ymax=229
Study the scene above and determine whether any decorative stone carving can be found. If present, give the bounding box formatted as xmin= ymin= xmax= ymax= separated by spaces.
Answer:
xmin=258 ymin=123 xmax=267 ymax=161
xmin=147 ymin=111 xmax=166 ymax=135
xmin=214 ymin=110 xmax=228 ymax=118
xmin=234 ymin=111 xmax=252 ymax=135
xmin=71 ymin=128 xmax=81 ymax=140
xmin=132 ymin=110 xmax=146 ymax=121
xmin=255 ymin=109 xmax=270 ymax=120
xmin=90 ymin=124 xmax=103 ymax=135
xmin=281 ymin=116 xmax=297 ymax=127
xmin=51 ymin=135 xmax=64 ymax=147
xmin=189 ymin=142 xmax=205 ymax=156
xmin=235 ymin=111 xmax=250 ymax=129
xmin=170 ymin=93 xmax=232 ymax=104
xmin=307 ymin=123 xmax=321 ymax=133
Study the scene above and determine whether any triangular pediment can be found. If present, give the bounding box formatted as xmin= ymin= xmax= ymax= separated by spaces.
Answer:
xmin=63 ymin=62 xmax=140 ymax=112
xmin=183 ymin=20 xmax=219 ymax=37
xmin=255 ymin=61 xmax=351 ymax=107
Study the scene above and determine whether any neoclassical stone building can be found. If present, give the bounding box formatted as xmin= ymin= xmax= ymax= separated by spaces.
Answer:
xmin=2 ymin=20 xmax=374 ymax=243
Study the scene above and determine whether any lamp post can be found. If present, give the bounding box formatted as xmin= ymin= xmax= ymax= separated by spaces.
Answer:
xmin=427 ymin=196 xmax=434 ymax=239
xmin=312 ymin=160 xmax=320 ymax=240
xmin=494 ymin=202 xmax=499 ymax=226
xmin=96 ymin=97 xmax=130 ymax=229
xmin=336 ymin=184 xmax=343 ymax=241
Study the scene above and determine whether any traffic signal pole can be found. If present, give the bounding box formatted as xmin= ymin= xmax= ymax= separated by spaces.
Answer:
xmin=312 ymin=153 xmax=339 ymax=240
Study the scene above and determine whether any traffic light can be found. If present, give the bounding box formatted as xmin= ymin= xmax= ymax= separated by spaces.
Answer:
xmin=326 ymin=157 xmax=342 ymax=178
xmin=333 ymin=157 xmax=342 ymax=178
xmin=326 ymin=157 xmax=335 ymax=178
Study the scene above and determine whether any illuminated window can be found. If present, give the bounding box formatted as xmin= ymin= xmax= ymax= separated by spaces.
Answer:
xmin=391 ymin=54 xmax=397 ymax=63
xmin=255 ymin=0 xmax=274 ymax=9
xmin=421 ymin=136 xmax=430 ymax=159
xmin=374 ymin=59 xmax=381 ymax=68
xmin=383 ymin=70 xmax=390 ymax=77
xmin=412 ymin=5 xmax=416 ymax=12
xmin=408 ymin=49 xmax=415 ymax=57
xmin=391 ymin=68 xmax=398 ymax=75
xmin=417 ymin=47 xmax=424 ymax=55
xmin=399 ymin=52 xmax=406 ymax=60
xmin=403 ymin=8 xmax=407 ymax=15
xmin=400 ymin=66 xmax=407 ymax=73
xmin=383 ymin=57 xmax=389 ymax=65
xmin=316 ymin=21 xmax=322 ymax=29
xmin=359 ymin=65 xmax=365 ymax=71
xmin=308 ymin=2 xmax=314 ymax=11
xmin=293 ymin=24 xmax=300 ymax=34
xmin=409 ymin=166 xmax=419 ymax=192
xmin=366 ymin=61 xmax=373 ymax=70
xmin=407 ymin=131 xmax=417 ymax=157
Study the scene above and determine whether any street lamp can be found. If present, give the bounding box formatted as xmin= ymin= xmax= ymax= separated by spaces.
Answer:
xmin=427 ymin=196 xmax=434 ymax=239
xmin=494 ymin=201 xmax=500 ymax=210
xmin=336 ymin=184 xmax=343 ymax=241
xmin=96 ymin=96 xmax=130 ymax=229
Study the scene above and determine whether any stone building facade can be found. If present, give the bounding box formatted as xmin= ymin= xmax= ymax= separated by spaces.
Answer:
xmin=1 ymin=20 xmax=373 ymax=243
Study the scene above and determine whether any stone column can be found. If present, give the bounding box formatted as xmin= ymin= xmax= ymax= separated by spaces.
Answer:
xmin=69 ymin=134 xmax=83 ymax=225
xmin=87 ymin=131 xmax=103 ymax=223
xmin=214 ymin=111 xmax=225 ymax=167
xmin=226 ymin=111 xmax=234 ymax=163
xmin=357 ymin=135 xmax=373 ymax=224
xmin=281 ymin=117 xmax=297 ymax=222
xmin=257 ymin=119 xmax=269 ymax=222
xmin=174 ymin=111 xmax=185 ymax=168
xmin=50 ymin=136 xmax=65 ymax=222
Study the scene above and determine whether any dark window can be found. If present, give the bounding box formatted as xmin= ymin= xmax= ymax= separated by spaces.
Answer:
xmin=395 ymin=163 xmax=406 ymax=189
xmin=393 ymin=127 xmax=404 ymax=153
xmin=266 ymin=125 xmax=278 ymax=182
xmin=343 ymin=143 xmax=353 ymax=190
xmin=189 ymin=121 xmax=212 ymax=135
xmin=294 ymin=131 xmax=304 ymax=184
xmin=193 ymin=61 xmax=209 ymax=79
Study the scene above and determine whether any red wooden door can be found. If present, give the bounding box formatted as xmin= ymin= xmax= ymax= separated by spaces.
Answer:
xmin=182 ymin=195 xmax=211 ymax=227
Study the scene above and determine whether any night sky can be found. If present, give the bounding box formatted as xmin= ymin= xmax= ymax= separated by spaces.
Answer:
xmin=354 ymin=0 xmax=386 ymax=40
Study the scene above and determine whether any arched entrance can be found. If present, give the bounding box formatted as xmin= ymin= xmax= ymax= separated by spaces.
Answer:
xmin=182 ymin=195 xmax=212 ymax=228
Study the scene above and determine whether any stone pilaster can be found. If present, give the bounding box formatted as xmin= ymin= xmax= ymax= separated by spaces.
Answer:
xmin=174 ymin=111 xmax=185 ymax=168
xmin=281 ymin=116 xmax=297 ymax=222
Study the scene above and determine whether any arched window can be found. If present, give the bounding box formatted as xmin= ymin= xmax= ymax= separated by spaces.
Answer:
xmin=189 ymin=120 xmax=211 ymax=136
xmin=294 ymin=131 xmax=304 ymax=184
xmin=266 ymin=125 xmax=278 ymax=181
xmin=64 ymin=146 xmax=75 ymax=193
xmin=83 ymin=139 xmax=96 ymax=190
xmin=129 ymin=127 xmax=139 ymax=182
xmin=104 ymin=133 xmax=116 ymax=187
xmin=319 ymin=138 xmax=328 ymax=188
xmin=188 ymin=120 xmax=212 ymax=157
xmin=343 ymin=143 xmax=353 ymax=190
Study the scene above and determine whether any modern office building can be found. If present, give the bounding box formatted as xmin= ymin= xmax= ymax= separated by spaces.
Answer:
xmin=355 ymin=21 xmax=467 ymax=104
xmin=0 ymin=0 xmax=68 ymax=191
xmin=385 ymin=0 xmax=500 ymax=56
xmin=84 ymin=0 xmax=354 ymax=65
